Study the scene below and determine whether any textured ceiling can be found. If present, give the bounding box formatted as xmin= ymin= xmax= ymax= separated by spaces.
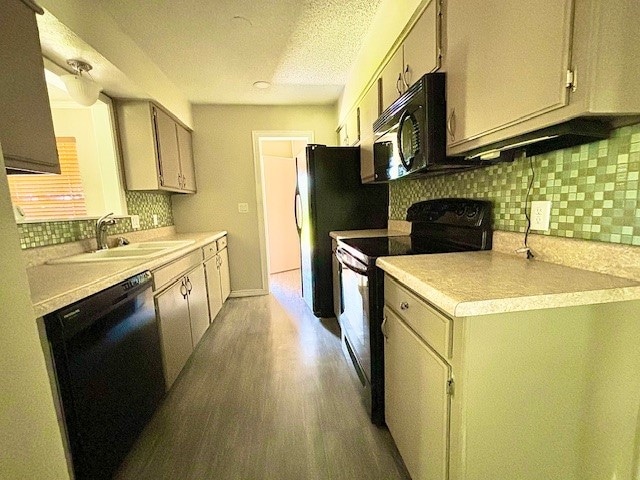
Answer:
xmin=94 ymin=0 xmax=383 ymax=105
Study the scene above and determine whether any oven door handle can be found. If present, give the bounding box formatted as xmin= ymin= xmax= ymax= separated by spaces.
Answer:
xmin=336 ymin=247 xmax=369 ymax=276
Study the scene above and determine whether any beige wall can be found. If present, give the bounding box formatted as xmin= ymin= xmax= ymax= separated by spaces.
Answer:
xmin=172 ymin=104 xmax=337 ymax=293
xmin=0 ymin=144 xmax=70 ymax=479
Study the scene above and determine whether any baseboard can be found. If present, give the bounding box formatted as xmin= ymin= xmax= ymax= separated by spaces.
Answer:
xmin=229 ymin=289 xmax=269 ymax=298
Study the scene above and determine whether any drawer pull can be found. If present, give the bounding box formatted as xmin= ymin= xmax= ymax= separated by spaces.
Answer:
xmin=400 ymin=301 xmax=409 ymax=310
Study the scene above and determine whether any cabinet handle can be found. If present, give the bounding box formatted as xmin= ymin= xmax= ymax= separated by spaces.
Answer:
xmin=447 ymin=109 xmax=456 ymax=140
xmin=381 ymin=316 xmax=388 ymax=340
xmin=180 ymin=279 xmax=188 ymax=299
xmin=402 ymin=64 xmax=410 ymax=88
xmin=400 ymin=301 xmax=409 ymax=310
xmin=185 ymin=276 xmax=193 ymax=294
xmin=396 ymin=73 xmax=403 ymax=95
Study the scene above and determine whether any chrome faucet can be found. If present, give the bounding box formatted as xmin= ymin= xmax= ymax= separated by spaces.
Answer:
xmin=96 ymin=213 xmax=117 ymax=250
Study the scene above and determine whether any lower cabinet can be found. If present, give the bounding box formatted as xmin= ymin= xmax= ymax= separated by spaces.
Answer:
xmin=153 ymin=252 xmax=211 ymax=389
xmin=383 ymin=274 xmax=640 ymax=480
xmin=155 ymin=275 xmax=195 ymax=389
xmin=384 ymin=307 xmax=450 ymax=480
xmin=203 ymin=236 xmax=231 ymax=323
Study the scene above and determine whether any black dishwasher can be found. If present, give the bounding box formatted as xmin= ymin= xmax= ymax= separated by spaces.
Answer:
xmin=45 ymin=271 xmax=165 ymax=480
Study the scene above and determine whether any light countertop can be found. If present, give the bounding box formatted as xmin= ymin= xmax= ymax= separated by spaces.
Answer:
xmin=376 ymin=250 xmax=640 ymax=317
xmin=329 ymin=229 xmax=406 ymax=240
xmin=28 ymin=231 xmax=226 ymax=318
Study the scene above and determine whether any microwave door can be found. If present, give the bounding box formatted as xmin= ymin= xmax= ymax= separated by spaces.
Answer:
xmin=374 ymin=132 xmax=404 ymax=181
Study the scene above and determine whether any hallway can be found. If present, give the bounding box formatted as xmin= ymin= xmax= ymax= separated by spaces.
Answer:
xmin=116 ymin=270 xmax=409 ymax=479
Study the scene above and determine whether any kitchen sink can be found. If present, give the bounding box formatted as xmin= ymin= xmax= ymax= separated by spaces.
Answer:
xmin=48 ymin=240 xmax=195 ymax=264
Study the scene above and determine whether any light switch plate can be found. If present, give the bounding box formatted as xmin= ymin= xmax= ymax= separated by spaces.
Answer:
xmin=238 ymin=203 xmax=249 ymax=213
xmin=130 ymin=215 xmax=140 ymax=230
xmin=531 ymin=201 xmax=552 ymax=231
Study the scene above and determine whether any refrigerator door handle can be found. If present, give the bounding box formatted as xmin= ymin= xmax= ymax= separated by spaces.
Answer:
xmin=294 ymin=189 xmax=302 ymax=233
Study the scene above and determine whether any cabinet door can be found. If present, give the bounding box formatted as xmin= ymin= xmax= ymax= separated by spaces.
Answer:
xmin=384 ymin=307 xmax=450 ymax=480
xmin=204 ymin=256 xmax=223 ymax=323
xmin=0 ymin=0 xmax=59 ymax=173
xmin=402 ymin=0 xmax=440 ymax=89
xmin=446 ymin=0 xmax=573 ymax=148
xmin=380 ymin=48 xmax=404 ymax=112
xmin=155 ymin=279 xmax=193 ymax=388
xmin=345 ymin=107 xmax=360 ymax=146
xmin=186 ymin=265 xmax=210 ymax=347
xmin=219 ymin=247 xmax=231 ymax=302
xmin=338 ymin=124 xmax=348 ymax=146
xmin=177 ymin=125 xmax=197 ymax=192
xmin=153 ymin=106 xmax=182 ymax=190
xmin=359 ymin=83 xmax=380 ymax=183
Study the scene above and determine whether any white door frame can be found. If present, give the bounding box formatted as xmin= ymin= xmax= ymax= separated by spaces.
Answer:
xmin=251 ymin=131 xmax=314 ymax=293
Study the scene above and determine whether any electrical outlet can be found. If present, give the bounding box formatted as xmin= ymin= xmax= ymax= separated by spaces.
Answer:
xmin=152 ymin=214 xmax=159 ymax=226
xmin=530 ymin=201 xmax=552 ymax=231
xmin=238 ymin=203 xmax=249 ymax=213
xmin=130 ymin=215 xmax=140 ymax=230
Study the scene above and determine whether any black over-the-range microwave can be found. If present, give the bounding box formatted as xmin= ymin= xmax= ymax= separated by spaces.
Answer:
xmin=372 ymin=72 xmax=487 ymax=181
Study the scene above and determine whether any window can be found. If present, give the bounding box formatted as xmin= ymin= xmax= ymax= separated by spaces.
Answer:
xmin=9 ymin=137 xmax=87 ymax=219
xmin=10 ymin=63 xmax=127 ymax=222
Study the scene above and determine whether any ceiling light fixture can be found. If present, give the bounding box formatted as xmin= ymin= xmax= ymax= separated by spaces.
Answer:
xmin=61 ymin=59 xmax=102 ymax=106
xmin=253 ymin=81 xmax=271 ymax=89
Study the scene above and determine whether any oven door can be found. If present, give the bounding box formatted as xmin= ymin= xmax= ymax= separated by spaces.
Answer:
xmin=335 ymin=247 xmax=372 ymax=386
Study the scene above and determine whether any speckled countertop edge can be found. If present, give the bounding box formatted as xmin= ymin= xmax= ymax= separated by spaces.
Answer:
xmin=29 ymin=231 xmax=227 ymax=318
xmin=377 ymin=251 xmax=640 ymax=317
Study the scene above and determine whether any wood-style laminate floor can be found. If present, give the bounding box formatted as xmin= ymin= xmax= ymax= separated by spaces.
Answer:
xmin=116 ymin=269 xmax=410 ymax=480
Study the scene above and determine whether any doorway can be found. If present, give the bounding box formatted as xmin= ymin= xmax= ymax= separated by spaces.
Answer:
xmin=252 ymin=131 xmax=313 ymax=293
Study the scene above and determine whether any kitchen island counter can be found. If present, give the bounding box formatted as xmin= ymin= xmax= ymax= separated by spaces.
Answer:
xmin=377 ymin=250 xmax=640 ymax=317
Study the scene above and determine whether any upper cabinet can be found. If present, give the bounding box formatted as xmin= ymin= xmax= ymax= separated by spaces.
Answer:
xmin=360 ymin=82 xmax=380 ymax=183
xmin=379 ymin=0 xmax=442 ymax=112
xmin=0 ymin=0 xmax=59 ymax=174
xmin=338 ymin=107 xmax=361 ymax=146
xmin=444 ymin=0 xmax=640 ymax=155
xmin=117 ymin=101 xmax=197 ymax=193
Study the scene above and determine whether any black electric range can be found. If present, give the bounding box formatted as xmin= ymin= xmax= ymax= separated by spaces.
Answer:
xmin=334 ymin=198 xmax=493 ymax=425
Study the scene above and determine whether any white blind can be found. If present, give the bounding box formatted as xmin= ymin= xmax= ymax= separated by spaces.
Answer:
xmin=8 ymin=137 xmax=87 ymax=219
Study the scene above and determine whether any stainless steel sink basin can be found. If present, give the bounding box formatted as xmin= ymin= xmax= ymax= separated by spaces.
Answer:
xmin=48 ymin=239 xmax=196 ymax=264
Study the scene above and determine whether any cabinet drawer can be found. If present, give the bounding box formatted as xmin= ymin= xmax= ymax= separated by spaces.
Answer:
xmin=153 ymin=250 xmax=202 ymax=291
xmin=216 ymin=236 xmax=227 ymax=250
xmin=202 ymin=241 xmax=218 ymax=261
xmin=385 ymin=277 xmax=452 ymax=359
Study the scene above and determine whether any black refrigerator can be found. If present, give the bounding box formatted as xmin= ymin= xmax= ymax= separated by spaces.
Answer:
xmin=294 ymin=144 xmax=388 ymax=317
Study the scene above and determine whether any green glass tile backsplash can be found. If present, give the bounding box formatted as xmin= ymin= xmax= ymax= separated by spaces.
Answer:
xmin=18 ymin=191 xmax=174 ymax=249
xmin=390 ymin=123 xmax=640 ymax=246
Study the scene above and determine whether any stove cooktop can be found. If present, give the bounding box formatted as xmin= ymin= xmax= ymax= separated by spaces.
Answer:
xmin=339 ymin=235 xmax=472 ymax=264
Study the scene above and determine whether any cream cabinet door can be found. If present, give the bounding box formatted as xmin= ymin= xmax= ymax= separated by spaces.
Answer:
xmin=155 ymin=279 xmax=193 ymax=388
xmin=0 ymin=0 xmax=59 ymax=173
xmin=384 ymin=307 xmax=450 ymax=480
xmin=186 ymin=265 xmax=210 ymax=347
xmin=359 ymin=83 xmax=380 ymax=183
xmin=219 ymin=248 xmax=231 ymax=302
xmin=402 ymin=0 xmax=440 ymax=89
xmin=380 ymin=48 xmax=404 ymax=112
xmin=204 ymin=256 xmax=223 ymax=322
xmin=153 ymin=106 xmax=182 ymax=190
xmin=446 ymin=0 xmax=573 ymax=148
xmin=177 ymin=125 xmax=197 ymax=192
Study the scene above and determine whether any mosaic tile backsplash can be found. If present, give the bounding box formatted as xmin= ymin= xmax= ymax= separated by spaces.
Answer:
xmin=390 ymin=123 xmax=640 ymax=246
xmin=18 ymin=191 xmax=174 ymax=249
